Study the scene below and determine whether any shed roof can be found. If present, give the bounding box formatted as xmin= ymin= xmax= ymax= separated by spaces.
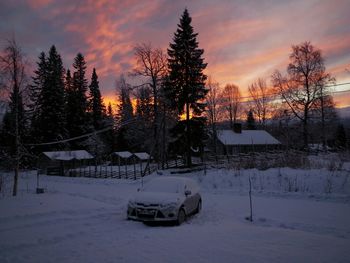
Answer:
xmin=217 ymin=130 xmax=280 ymax=145
xmin=133 ymin=152 xmax=150 ymax=160
xmin=42 ymin=150 xmax=94 ymax=161
xmin=112 ymin=151 xmax=133 ymax=159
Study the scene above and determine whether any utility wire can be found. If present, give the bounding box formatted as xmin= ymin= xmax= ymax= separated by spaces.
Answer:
xmin=22 ymin=82 xmax=350 ymax=146
xmin=25 ymin=118 xmax=136 ymax=147
xmin=239 ymin=81 xmax=350 ymax=102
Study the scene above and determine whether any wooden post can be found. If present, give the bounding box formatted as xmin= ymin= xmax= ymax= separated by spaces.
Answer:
xmin=118 ymin=156 xmax=121 ymax=179
xmin=125 ymin=158 xmax=127 ymax=179
xmin=133 ymin=157 xmax=136 ymax=180
xmin=248 ymin=175 xmax=253 ymax=222
xmin=140 ymin=161 xmax=143 ymax=178
xmin=110 ymin=156 xmax=113 ymax=177
xmin=88 ymin=161 xmax=91 ymax=177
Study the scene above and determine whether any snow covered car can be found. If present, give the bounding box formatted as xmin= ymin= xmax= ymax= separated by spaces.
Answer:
xmin=127 ymin=176 xmax=201 ymax=225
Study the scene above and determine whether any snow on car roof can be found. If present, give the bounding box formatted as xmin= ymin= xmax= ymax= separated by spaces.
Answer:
xmin=217 ymin=129 xmax=280 ymax=145
xmin=42 ymin=150 xmax=94 ymax=161
xmin=143 ymin=176 xmax=198 ymax=193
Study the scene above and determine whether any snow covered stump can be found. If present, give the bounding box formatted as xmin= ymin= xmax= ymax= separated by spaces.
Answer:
xmin=36 ymin=170 xmax=44 ymax=194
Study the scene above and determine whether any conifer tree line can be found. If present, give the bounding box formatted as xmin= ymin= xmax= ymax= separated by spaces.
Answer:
xmin=0 ymin=44 xmax=109 ymax=162
xmin=0 ymin=8 xmax=348 ymax=175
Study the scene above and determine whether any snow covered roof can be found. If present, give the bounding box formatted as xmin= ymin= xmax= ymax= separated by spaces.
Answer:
xmin=133 ymin=152 xmax=150 ymax=160
xmin=217 ymin=130 xmax=280 ymax=145
xmin=112 ymin=151 xmax=133 ymax=159
xmin=42 ymin=150 xmax=94 ymax=161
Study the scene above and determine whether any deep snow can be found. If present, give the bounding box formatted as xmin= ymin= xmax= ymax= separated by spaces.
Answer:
xmin=0 ymin=167 xmax=349 ymax=263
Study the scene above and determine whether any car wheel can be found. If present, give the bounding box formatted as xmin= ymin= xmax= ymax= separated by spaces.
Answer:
xmin=195 ymin=200 xmax=202 ymax=214
xmin=177 ymin=208 xmax=186 ymax=225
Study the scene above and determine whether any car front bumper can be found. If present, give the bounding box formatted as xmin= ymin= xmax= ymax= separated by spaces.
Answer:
xmin=127 ymin=206 xmax=178 ymax=222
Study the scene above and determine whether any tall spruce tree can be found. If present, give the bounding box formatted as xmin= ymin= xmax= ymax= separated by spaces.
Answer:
xmin=66 ymin=53 xmax=90 ymax=146
xmin=2 ymin=91 xmax=26 ymax=149
xmin=134 ymin=86 xmax=153 ymax=151
xmin=115 ymin=75 xmax=134 ymax=150
xmin=37 ymin=45 xmax=66 ymax=147
xmin=29 ymin=52 xmax=47 ymax=140
xmin=88 ymin=68 xmax=105 ymax=130
xmin=166 ymin=9 xmax=208 ymax=167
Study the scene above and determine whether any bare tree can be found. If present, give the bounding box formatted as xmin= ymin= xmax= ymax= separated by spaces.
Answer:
xmin=248 ymin=78 xmax=271 ymax=128
xmin=221 ymin=84 xmax=241 ymax=128
xmin=205 ymin=77 xmax=221 ymax=155
xmin=133 ymin=43 xmax=167 ymax=162
xmin=271 ymin=42 xmax=334 ymax=150
xmin=0 ymin=38 xmax=28 ymax=196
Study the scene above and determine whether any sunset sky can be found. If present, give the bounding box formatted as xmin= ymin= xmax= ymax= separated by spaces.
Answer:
xmin=1 ymin=0 xmax=350 ymax=107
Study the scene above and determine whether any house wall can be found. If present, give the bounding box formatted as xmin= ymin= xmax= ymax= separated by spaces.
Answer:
xmin=216 ymin=141 xmax=281 ymax=155
xmin=38 ymin=155 xmax=92 ymax=176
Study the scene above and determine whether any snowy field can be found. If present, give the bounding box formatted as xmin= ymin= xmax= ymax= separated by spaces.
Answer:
xmin=0 ymin=167 xmax=350 ymax=263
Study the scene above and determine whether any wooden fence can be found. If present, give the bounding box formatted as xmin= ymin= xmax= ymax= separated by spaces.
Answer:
xmin=203 ymin=150 xmax=308 ymax=169
xmin=68 ymin=164 xmax=157 ymax=180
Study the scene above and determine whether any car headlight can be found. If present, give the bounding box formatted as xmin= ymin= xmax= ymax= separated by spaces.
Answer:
xmin=160 ymin=202 xmax=178 ymax=211
xmin=128 ymin=201 xmax=136 ymax=208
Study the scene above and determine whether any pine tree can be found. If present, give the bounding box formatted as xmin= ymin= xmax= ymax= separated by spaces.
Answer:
xmin=2 ymin=91 xmax=26 ymax=149
xmin=115 ymin=75 xmax=134 ymax=150
xmin=66 ymin=53 xmax=90 ymax=146
xmin=246 ymin=109 xmax=256 ymax=130
xmin=65 ymin=69 xmax=73 ymax=92
xmin=166 ymin=9 xmax=208 ymax=167
xmin=107 ymin=102 xmax=113 ymax=117
xmin=88 ymin=68 xmax=105 ymax=130
xmin=134 ymin=86 xmax=153 ymax=151
xmin=37 ymin=45 xmax=66 ymax=147
xmin=135 ymin=87 xmax=152 ymax=120
xmin=29 ymin=52 xmax=47 ymax=140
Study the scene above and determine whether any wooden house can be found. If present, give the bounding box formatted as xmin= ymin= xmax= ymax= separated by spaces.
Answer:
xmin=216 ymin=124 xmax=281 ymax=155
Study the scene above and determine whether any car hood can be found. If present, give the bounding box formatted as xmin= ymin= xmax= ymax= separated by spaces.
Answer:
xmin=131 ymin=191 xmax=184 ymax=206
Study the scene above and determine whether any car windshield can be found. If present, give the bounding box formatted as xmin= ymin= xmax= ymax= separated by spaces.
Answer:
xmin=142 ymin=178 xmax=184 ymax=194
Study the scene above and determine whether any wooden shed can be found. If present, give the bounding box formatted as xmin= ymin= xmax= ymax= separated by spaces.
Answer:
xmin=133 ymin=152 xmax=151 ymax=162
xmin=38 ymin=150 xmax=94 ymax=176
xmin=111 ymin=151 xmax=133 ymax=165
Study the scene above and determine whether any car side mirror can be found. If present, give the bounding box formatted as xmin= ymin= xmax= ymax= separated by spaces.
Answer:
xmin=185 ymin=190 xmax=191 ymax=196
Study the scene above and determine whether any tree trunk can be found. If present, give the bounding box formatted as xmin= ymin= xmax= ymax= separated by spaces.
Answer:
xmin=229 ymin=104 xmax=233 ymax=128
xmin=152 ymin=78 xmax=159 ymax=165
xmin=12 ymin=56 xmax=19 ymax=197
xmin=186 ymin=102 xmax=192 ymax=167
xmin=320 ymin=93 xmax=326 ymax=150
xmin=303 ymin=117 xmax=308 ymax=151
xmin=161 ymin=103 xmax=167 ymax=169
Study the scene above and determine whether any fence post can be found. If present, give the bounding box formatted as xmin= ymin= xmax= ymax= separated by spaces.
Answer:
xmin=140 ymin=162 xmax=143 ymax=178
xmin=133 ymin=158 xmax=136 ymax=180
xmin=110 ymin=157 xmax=112 ymax=178
xmin=118 ymin=156 xmax=121 ymax=179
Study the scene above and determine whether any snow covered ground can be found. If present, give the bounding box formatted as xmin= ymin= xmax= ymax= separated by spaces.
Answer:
xmin=0 ymin=167 xmax=349 ymax=263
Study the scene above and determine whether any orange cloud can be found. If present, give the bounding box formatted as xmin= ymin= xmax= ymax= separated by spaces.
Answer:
xmin=9 ymin=0 xmax=348 ymax=109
